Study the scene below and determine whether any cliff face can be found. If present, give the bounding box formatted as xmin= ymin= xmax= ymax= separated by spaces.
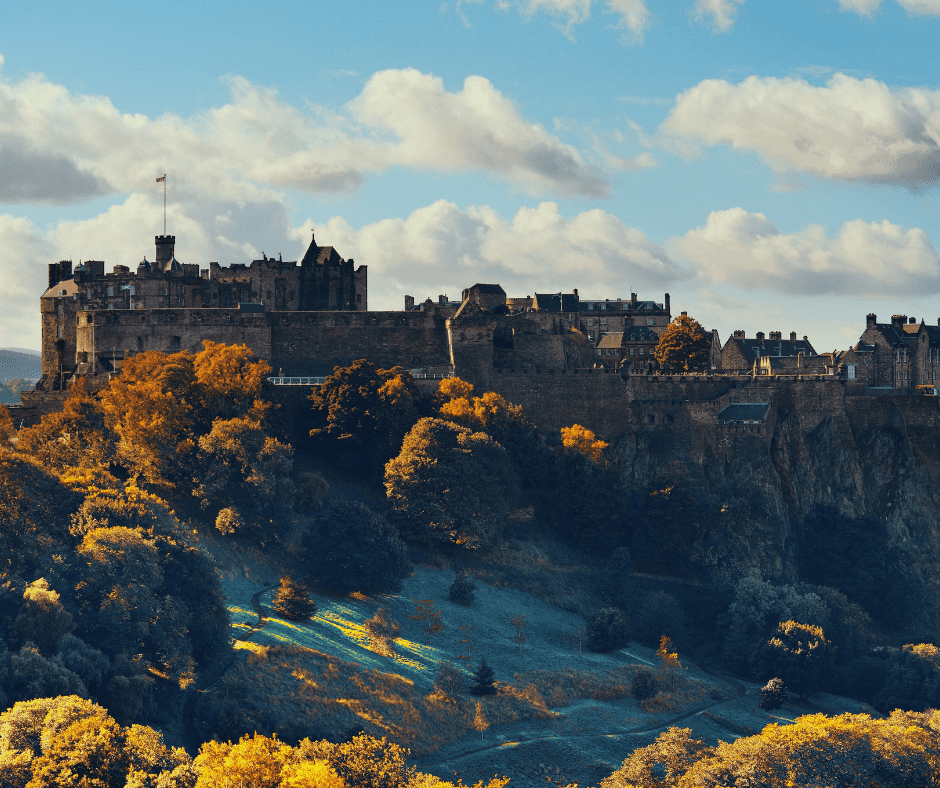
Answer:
xmin=611 ymin=383 xmax=940 ymax=630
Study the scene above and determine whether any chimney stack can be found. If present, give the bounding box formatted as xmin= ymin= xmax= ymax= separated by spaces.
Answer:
xmin=756 ymin=331 xmax=765 ymax=341
xmin=867 ymin=313 xmax=877 ymax=329
xmin=404 ymin=295 xmax=415 ymax=311
xmin=790 ymin=331 xmax=797 ymax=343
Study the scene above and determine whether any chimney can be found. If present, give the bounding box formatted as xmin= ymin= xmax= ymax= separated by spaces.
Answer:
xmin=867 ymin=313 xmax=877 ymax=329
xmin=790 ymin=331 xmax=797 ymax=343
xmin=909 ymin=316 xmax=917 ymax=324
xmin=631 ymin=292 xmax=638 ymax=308
xmin=48 ymin=262 xmax=65 ymax=290
xmin=155 ymin=235 xmax=176 ymax=271
xmin=769 ymin=331 xmax=782 ymax=340
xmin=756 ymin=331 xmax=765 ymax=341
xmin=404 ymin=295 xmax=415 ymax=311
xmin=573 ymin=288 xmax=579 ymax=297
xmin=438 ymin=294 xmax=446 ymax=305
xmin=733 ymin=330 xmax=745 ymax=339
xmin=681 ymin=311 xmax=688 ymax=317
xmin=891 ymin=315 xmax=906 ymax=331
xmin=665 ymin=293 xmax=670 ymax=315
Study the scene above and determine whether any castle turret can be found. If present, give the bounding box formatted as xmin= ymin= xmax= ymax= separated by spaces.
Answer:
xmin=155 ymin=235 xmax=175 ymax=272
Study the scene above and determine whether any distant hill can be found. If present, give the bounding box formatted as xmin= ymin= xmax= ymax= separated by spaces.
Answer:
xmin=0 ymin=350 xmax=41 ymax=383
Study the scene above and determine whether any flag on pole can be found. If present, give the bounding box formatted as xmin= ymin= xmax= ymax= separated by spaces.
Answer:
xmin=156 ymin=175 xmax=166 ymax=182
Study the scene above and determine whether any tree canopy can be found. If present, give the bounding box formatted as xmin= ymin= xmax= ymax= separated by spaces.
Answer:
xmin=654 ymin=313 xmax=711 ymax=372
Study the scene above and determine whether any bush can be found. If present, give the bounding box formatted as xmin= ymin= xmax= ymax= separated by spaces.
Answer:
xmin=433 ymin=660 xmax=466 ymax=699
xmin=631 ymin=669 xmax=657 ymax=701
xmin=448 ymin=573 xmax=477 ymax=606
xmin=760 ymin=677 xmax=786 ymax=711
xmin=587 ymin=608 xmax=629 ymax=653
xmin=364 ymin=607 xmax=401 ymax=655
xmin=215 ymin=507 xmax=244 ymax=535
xmin=272 ymin=577 xmax=316 ymax=622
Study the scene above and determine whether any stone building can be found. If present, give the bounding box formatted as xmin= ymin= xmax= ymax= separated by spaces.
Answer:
xmin=721 ymin=330 xmax=817 ymax=373
xmin=854 ymin=314 xmax=940 ymax=392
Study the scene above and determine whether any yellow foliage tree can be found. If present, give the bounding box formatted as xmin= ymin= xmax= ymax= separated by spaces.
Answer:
xmin=194 ymin=339 xmax=272 ymax=423
xmin=0 ymin=404 xmax=14 ymax=445
xmin=560 ymin=424 xmax=608 ymax=464
xmin=654 ymin=313 xmax=711 ymax=372
xmin=195 ymin=733 xmax=294 ymax=788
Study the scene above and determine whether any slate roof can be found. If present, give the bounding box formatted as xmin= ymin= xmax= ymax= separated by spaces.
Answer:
xmin=596 ymin=332 xmax=623 ymax=349
xmin=300 ymin=240 xmax=344 ymax=267
xmin=533 ymin=293 xmax=579 ymax=311
xmin=724 ymin=336 xmax=816 ymax=365
xmin=625 ymin=327 xmax=659 ymax=342
xmin=469 ymin=283 xmax=506 ymax=295
xmin=716 ymin=403 xmax=770 ymax=424
xmin=41 ymin=278 xmax=80 ymax=299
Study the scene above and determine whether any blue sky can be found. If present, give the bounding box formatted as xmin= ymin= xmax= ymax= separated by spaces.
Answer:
xmin=2 ymin=0 xmax=940 ymax=352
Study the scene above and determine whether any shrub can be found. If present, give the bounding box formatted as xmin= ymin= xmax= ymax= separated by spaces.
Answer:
xmin=587 ymin=608 xmax=629 ymax=653
xmin=433 ymin=660 xmax=466 ymax=699
xmin=295 ymin=471 xmax=329 ymax=510
xmin=273 ymin=577 xmax=316 ymax=622
xmin=364 ymin=607 xmax=401 ymax=655
xmin=448 ymin=573 xmax=477 ymax=606
xmin=631 ymin=669 xmax=658 ymax=701
xmin=215 ymin=507 xmax=244 ymax=535
xmin=760 ymin=677 xmax=786 ymax=712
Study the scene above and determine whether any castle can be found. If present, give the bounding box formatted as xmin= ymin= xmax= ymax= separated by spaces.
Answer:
xmin=23 ymin=233 xmax=940 ymax=450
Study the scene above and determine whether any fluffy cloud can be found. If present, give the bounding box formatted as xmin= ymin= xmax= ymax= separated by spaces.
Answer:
xmin=661 ymin=73 xmax=940 ymax=188
xmin=317 ymin=199 xmax=686 ymax=308
xmin=668 ymin=207 xmax=940 ymax=296
xmin=0 ymin=215 xmax=54 ymax=349
xmin=838 ymin=0 xmax=940 ymax=16
xmin=692 ymin=0 xmax=746 ymax=31
xmin=459 ymin=0 xmax=651 ymax=40
xmin=0 ymin=63 xmax=608 ymax=204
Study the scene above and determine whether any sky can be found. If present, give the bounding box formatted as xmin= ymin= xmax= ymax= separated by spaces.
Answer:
xmin=2 ymin=0 xmax=940 ymax=353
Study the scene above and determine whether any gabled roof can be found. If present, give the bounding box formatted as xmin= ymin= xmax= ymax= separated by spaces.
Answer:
xmin=717 ymin=403 xmax=770 ymax=424
xmin=723 ymin=336 xmax=816 ymax=365
xmin=596 ymin=332 xmax=623 ymax=349
xmin=41 ymin=278 xmax=80 ymax=299
xmin=300 ymin=238 xmax=344 ymax=267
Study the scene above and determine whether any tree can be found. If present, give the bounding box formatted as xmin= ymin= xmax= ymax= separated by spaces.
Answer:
xmin=192 ymin=339 xmax=272 ymax=425
xmin=409 ymin=599 xmax=443 ymax=645
xmin=657 ymin=636 xmax=683 ymax=691
xmin=509 ymin=614 xmax=526 ymax=658
xmin=654 ymin=313 xmax=711 ymax=372
xmin=11 ymin=578 xmax=75 ymax=653
xmin=752 ymin=620 xmax=833 ymax=700
xmin=309 ymin=360 xmax=427 ymax=475
xmin=470 ymin=658 xmax=496 ymax=696
xmin=433 ymin=660 xmax=466 ymax=700
xmin=194 ymin=732 xmax=293 ymax=788
xmin=273 ymin=576 xmax=316 ymax=622
xmin=448 ymin=572 xmax=476 ymax=606
xmin=0 ymin=405 xmax=14 ymax=445
xmin=759 ymin=677 xmax=786 ymax=713
xmin=385 ymin=418 xmax=515 ymax=549
xmin=303 ymin=501 xmax=410 ymax=594
xmin=601 ymin=727 xmax=713 ymax=788
xmin=587 ymin=608 xmax=629 ymax=653
xmin=560 ymin=424 xmax=608 ymax=464
xmin=631 ymin=669 xmax=658 ymax=701
xmin=472 ymin=702 xmax=489 ymax=741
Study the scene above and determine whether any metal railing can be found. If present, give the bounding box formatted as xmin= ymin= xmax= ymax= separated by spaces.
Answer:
xmin=266 ymin=376 xmax=326 ymax=386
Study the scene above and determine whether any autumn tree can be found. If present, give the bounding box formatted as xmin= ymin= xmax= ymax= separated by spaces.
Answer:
xmin=656 ymin=636 xmax=683 ymax=691
xmin=192 ymin=339 xmax=272 ymax=425
xmin=509 ymin=614 xmax=526 ymax=658
xmin=295 ymin=733 xmax=416 ymax=788
xmin=364 ymin=607 xmax=401 ymax=655
xmin=601 ymin=727 xmax=713 ymax=788
xmin=410 ymin=599 xmax=443 ymax=645
xmin=194 ymin=732 xmax=294 ymax=788
xmin=433 ymin=660 xmax=466 ymax=700
xmin=0 ymin=404 xmax=14 ymax=445
xmin=654 ymin=313 xmax=711 ymax=372
xmin=385 ymin=418 xmax=515 ymax=549
xmin=472 ymin=702 xmax=489 ymax=741
xmin=98 ymin=351 xmax=198 ymax=490
xmin=560 ymin=424 xmax=608 ymax=464
xmin=751 ymin=620 xmax=833 ymax=700
xmin=759 ymin=677 xmax=786 ymax=713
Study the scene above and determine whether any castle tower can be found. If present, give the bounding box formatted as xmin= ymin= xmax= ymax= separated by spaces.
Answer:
xmin=155 ymin=235 xmax=175 ymax=272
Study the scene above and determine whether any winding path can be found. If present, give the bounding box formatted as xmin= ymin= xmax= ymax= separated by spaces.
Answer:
xmin=418 ymin=668 xmax=749 ymax=769
xmin=182 ymin=583 xmax=275 ymax=753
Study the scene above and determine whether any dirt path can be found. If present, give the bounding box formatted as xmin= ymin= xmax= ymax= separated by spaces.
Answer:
xmin=182 ymin=583 xmax=275 ymax=753
xmin=418 ymin=669 xmax=749 ymax=769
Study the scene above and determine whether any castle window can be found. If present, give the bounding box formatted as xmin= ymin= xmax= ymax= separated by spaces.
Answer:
xmin=639 ymin=348 xmax=645 ymax=355
xmin=107 ymin=286 xmax=114 ymax=297
xmin=86 ymin=289 xmax=93 ymax=299
xmin=615 ymin=349 xmax=620 ymax=356
xmin=905 ymin=372 xmax=909 ymax=380
xmin=596 ymin=350 xmax=602 ymax=356
xmin=647 ymin=318 xmax=654 ymax=326
xmin=57 ymin=325 xmax=63 ymax=339
xmin=630 ymin=348 xmax=635 ymax=355
xmin=898 ymin=372 xmax=901 ymax=380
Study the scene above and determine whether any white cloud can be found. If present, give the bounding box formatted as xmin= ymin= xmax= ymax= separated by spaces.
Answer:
xmin=661 ymin=73 xmax=940 ymax=189
xmin=0 ymin=63 xmax=609 ymax=205
xmin=837 ymin=0 xmax=881 ymax=16
xmin=838 ymin=0 xmax=940 ymax=15
xmin=668 ymin=208 xmax=940 ymax=296
xmin=0 ymin=215 xmax=53 ymax=349
xmin=310 ymin=199 xmax=687 ymax=307
xmin=692 ymin=0 xmax=746 ymax=31
xmin=457 ymin=0 xmax=651 ymax=41
xmin=605 ymin=0 xmax=652 ymax=42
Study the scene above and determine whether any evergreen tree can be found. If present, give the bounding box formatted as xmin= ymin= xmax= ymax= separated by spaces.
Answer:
xmin=273 ymin=576 xmax=316 ymax=622
xmin=470 ymin=657 xmax=496 ymax=696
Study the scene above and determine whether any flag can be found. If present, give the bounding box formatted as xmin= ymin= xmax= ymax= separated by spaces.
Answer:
xmin=156 ymin=175 xmax=166 ymax=182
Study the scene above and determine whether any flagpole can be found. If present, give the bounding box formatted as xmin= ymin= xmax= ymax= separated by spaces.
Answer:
xmin=156 ymin=174 xmax=167 ymax=234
